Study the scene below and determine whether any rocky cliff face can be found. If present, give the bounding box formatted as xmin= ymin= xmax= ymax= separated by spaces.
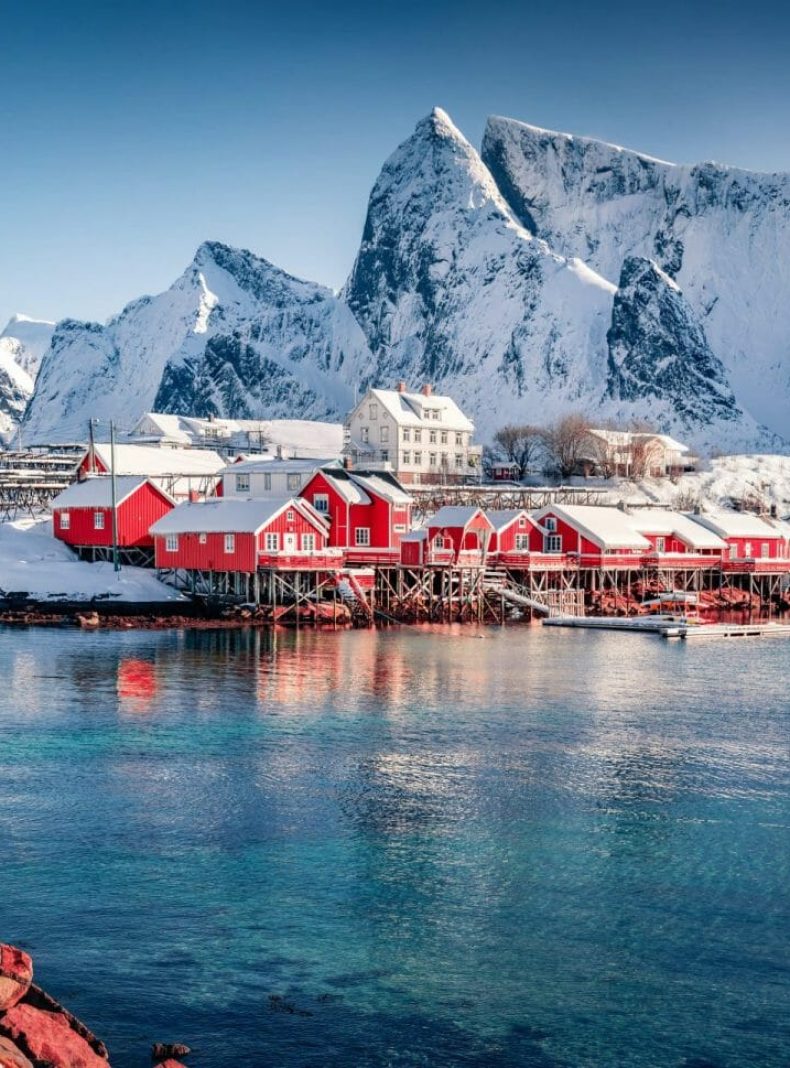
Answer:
xmin=0 ymin=351 xmax=33 ymax=441
xmin=481 ymin=115 xmax=790 ymax=438
xmin=24 ymin=242 xmax=374 ymax=442
xmin=0 ymin=317 xmax=54 ymax=380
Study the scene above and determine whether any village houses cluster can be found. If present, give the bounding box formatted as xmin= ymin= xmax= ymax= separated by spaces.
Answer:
xmin=43 ymin=385 xmax=790 ymax=613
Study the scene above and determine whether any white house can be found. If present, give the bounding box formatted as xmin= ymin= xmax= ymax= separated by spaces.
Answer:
xmin=221 ymin=458 xmax=339 ymax=499
xmin=344 ymin=383 xmax=481 ymax=484
xmin=127 ymin=413 xmax=344 ymax=460
xmin=583 ymin=429 xmax=693 ymax=478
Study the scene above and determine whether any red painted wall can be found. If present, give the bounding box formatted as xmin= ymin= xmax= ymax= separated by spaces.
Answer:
xmin=300 ymin=473 xmax=411 ymax=552
xmin=725 ymin=535 xmax=782 ymax=559
xmin=427 ymin=512 xmax=494 ymax=557
xmin=54 ymin=483 xmax=172 ymax=549
xmin=492 ymin=515 xmax=535 ymax=553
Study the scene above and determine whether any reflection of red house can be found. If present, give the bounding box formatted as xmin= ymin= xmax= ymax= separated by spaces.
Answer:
xmin=151 ymin=497 xmax=339 ymax=573
xmin=299 ymin=468 xmax=412 ymax=565
xmin=51 ymin=476 xmax=174 ymax=559
xmin=401 ymin=506 xmax=494 ymax=566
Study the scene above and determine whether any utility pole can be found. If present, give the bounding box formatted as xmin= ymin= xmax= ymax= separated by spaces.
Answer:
xmin=88 ymin=418 xmax=96 ymax=474
xmin=110 ymin=420 xmax=120 ymax=573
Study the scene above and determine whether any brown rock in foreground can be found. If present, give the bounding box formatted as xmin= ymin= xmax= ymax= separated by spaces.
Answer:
xmin=0 ymin=1003 xmax=107 ymax=1068
xmin=0 ymin=1036 xmax=33 ymax=1068
xmin=152 ymin=1043 xmax=191 ymax=1061
xmin=0 ymin=948 xmax=32 ymax=1013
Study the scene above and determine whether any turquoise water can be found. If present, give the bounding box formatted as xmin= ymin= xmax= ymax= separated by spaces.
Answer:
xmin=0 ymin=624 xmax=787 ymax=1067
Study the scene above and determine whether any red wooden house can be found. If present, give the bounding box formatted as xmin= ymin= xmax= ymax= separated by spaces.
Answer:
xmin=487 ymin=509 xmax=541 ymax=565
xmin=532 ymin=505 xmax=651 ymax=568
xmin=401 ymin=507 xmax=494 ymax=566
xmin=151 ymin=497 xmax=339 ymax=574
xmin=688 ymin=511 xmax=790 ymax=570
xmin=626 ymin=508 xmax=726 ymax=568
xmin=299 ymin=467 xmax=413 ymax=565
xmin=51 ymin=476 xmax=174 ymax=562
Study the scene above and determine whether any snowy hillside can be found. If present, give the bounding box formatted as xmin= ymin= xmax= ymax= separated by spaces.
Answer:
xmin=343 ymin=109 xmax=773 ymax=449
xmin=0 ymin=314 xmax=55 ymax=379
xmin=482 ymin=116 xmax=790 ymax=438
xmin=24 ymin=242 xmax=374 ymax=442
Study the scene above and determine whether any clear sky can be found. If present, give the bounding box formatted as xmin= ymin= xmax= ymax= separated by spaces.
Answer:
xmin=3 ymin=0 xmax=790 ymax=329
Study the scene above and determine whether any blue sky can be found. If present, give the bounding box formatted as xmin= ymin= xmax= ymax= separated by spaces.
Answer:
xmin=3 ymin=0 xmax=790 ymax=328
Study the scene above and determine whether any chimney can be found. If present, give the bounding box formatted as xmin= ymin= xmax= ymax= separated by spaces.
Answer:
xmin=397 ymin=380 xmax=407 ymax=393
xmin=421 ymin=383 xmax=433 ymax=397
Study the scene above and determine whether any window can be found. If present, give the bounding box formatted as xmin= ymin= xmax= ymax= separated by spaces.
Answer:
xmin=224 ymin=534 xmax=235 ymax=554
xmin=429 ymin=430 xmax=437 ymax=444
xmin=165 ymin=534 xmax=179 ymax=553
xmin=265 ymin=532 xmax=279 ymax=551
xmin=440 ymin=431 xmax=448 ymax=445
xmin=402 ymin=451 xmax=411 ymax=465
xmin=361 ymin=427 xmax=369 ymax=444
xmin=59 ymin=512 xmax=70 ymax=530
xmin=515 ymin=534 xmax=530 ymax=550
xmin=403 ymin=428 xmax=411 ymax=442
xmin=355 ymin=527 xmax=371 ymax=546
xmin=414 ymin=451 xmax=422 ymax=465
xmin=655 ymin=537 xmax=666 ymax=553
xmin=287 ymin=474 xmax=301 ymax=492
xmin=761 ymin=542 xmax=770 ymax=558
xmin=544 ymin=534 xmax=562 ymax=554
xmin=286 ymin=509 xmax=294 ymax=521
xmin=263 ymin=473 xmax=272 ymax=492
xmin=414 ymin=429 xmax=422 ymax=443
xmin=235 ymin=473 xmax=250 ymax=493
xmin=313 ymin=493 xmax=329 ymax=514
xmin=380 ymin=425 xmax=389 ymax=443
xmin=369 ymin=404 xmax=377 ymax=419
xmin=380 ymin=449 xmax=389 ymax=462
xmin=429 ymin=452 xmax=437 ymax=467
xmin=455 ymin=454 xmax=463 ymax=468
xmin=518 ymin=517 xmax=526 ymax=527
xmin=744 ymin=542 xmax=752 ymax=558
xmin=93 ymin=511 xmax=105 ymax=530
xmin=545 ymin=517 xmax=557 ymax=532
xmin=302 ymin=533 xmax=316 ymax=551
xmin=455 ymin=432 xmax=463 ymax=446
xmin=199 ymin=532 xmax=207 ymax=545
xmin=394 ymin=524 xmax=406 ymax=533
xmin=434 ymin=535 xmax=444 ymax=549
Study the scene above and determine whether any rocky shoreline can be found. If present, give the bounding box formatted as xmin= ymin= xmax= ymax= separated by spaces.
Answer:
xmin=0 ymin=943 xmax=189 ymax=1068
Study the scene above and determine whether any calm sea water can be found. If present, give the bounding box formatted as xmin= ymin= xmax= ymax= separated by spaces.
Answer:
xmin=0 ymin=624 xmax=787 ymax=1068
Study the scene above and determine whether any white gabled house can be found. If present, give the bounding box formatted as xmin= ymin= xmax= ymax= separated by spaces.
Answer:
xmin=344 ymin=383 xmax=482 ymax=484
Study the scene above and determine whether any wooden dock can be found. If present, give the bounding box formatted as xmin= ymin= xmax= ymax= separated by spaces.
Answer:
xmin=543 ymin=616 xmax=790 ymax=640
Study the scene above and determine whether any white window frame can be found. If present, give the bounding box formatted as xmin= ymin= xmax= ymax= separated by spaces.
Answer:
xmin=224 ymin=533 xmax=235 ymax=554
xmin=655 ymin=536 xmax=666 ymax=553
xmin=761 ymin=542 xmax=770 ymax=558
xmin=369 ymin=404 xmax=377 ymax=420
xmin=93 ymin=511 xmax=105 ymax=530
xmin=544 ymin=534 xmax=562 ymax=554
xmin=286 ymin=509 xmax=294 ymax=521
xmin=414 ymin=451 xmax=422 ymax=465
xmin=402 ymin=451 xmax=411 ymax=465
xmin=380 ymin=425 xmax=389 ymax=443
xmin=59 ymin=511 xmax=70 ymax=530
xmin=440 ymin=431 xmax=448 ymax=445
xmin=545 ymin=517 xmax=557 ymax=532
xmin=515 ymin=534 xmax=530 ymax=550
xmin=263 ymin=473 xmax=272 ymax=491
xmin=265 ymin=532 xmax=279 ymax=551
xmin=235 ymin=473 xmax=250 ymax=493
xmin=287 ymin=474 xmax=301 ymax=492
xmin=355 ymin=527 xmax=371 ymax=547
xmin=361 ymin=427 xmax=369 ymax=444
xmin=199 ymin=532 xmax=207 ymax=545
xmin=429 ymin=430 xmax=437 ymax=444
xmin=413 ymin=429 xmax=422 ymax=443
xmin=402 ymin=428 xmax=411 ymax=442
xmin=429 ymin=452 xmax=437 ymax=467
xmin=313 ymin=493 xmax=329 ymax=514
xmin=301 ymin=532 xmax=316 ymax=552
xmin=165 ymin=534 xmax=179 ymax=553
xmin=394 ymin=523 xmax=406 ymax=533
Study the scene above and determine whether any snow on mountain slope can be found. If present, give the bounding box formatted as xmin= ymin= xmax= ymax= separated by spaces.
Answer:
xmin=24 ymin=242 xmax=374 ymax=442
xmin=482 ymin=115 xmax=790 ymax=437
xmin=343 ymin=108 xmax=772 ymax=448
xmin=343 ymin=108 xmax=617 ymax=438
xmin=0 ymin=347 xmax=34 ymax=440
xmin=0 ymin=314 xmax=55 ymax=380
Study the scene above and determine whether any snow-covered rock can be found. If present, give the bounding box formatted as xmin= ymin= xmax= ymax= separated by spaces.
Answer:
xmin=0 ymin=350 xmax=34 ymax=441
xmin=0 ymin=315 xmax=55 ymax=379
xmin=481 ymin=115 xmax=790 ymax=438
xmin=24 ymin=242 xmax=374 ymax=442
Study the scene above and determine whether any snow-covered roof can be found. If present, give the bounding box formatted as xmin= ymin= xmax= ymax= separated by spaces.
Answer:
xmin=536 ymin=505 xmax=651 ymax=550
xmin=129 ymin=414 xmax=344 ymax=458
xmin=317 ymin=469 xmax=372 ymax=505
xmin=227 ymin=457 xmax=334 ymax=476
xmin=348 ymin=470 xmax=412 ymax=505
xmin=91 ymin=444 xmax=227 ymax=476
xmin=51 ymin=476 xmax=170 ymax=510
xmin=427 ymin=506 xmax=488 ymax=528
xmin=486 ymin=509 xmax=531 ymax=533
xmin=587 ymin=429 xmax=689 ymax=453
xmin=150 ymin=497 xmax=324 ymax=535
xmin=401 ymin=529 xmax=427 ymax=542
xmin=367 ymin=388 xmax=474 ymax=431
xmin=688 ymin=510 xmax=783 ymax=539
xmin=627 ymin=508 xmax=727 ymax=549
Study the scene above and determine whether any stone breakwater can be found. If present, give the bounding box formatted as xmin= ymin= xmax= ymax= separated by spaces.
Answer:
xmin=0 ymin=944 xmax=189 ymax=1068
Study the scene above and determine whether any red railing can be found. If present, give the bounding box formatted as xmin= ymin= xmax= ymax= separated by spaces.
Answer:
xmin=257 ymin=550 xmax=345 ymax=570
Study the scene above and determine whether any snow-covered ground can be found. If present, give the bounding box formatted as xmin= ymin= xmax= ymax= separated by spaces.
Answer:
xmin=0 ymin=518 xmax=184 ymax=602
xmin=603 ymin=454 xmax=790 ymax=515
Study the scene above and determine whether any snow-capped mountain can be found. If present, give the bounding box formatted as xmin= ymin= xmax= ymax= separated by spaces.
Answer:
xmin=0 ymin=315 xmax=55 ymax=380
xmin=0 ymin=350 xmax=33 ymax=440
xmin=343 ymin=108 xmax=772 ymax=448
xmin=24 ymin=242 xmax=374 ymax=442
xmin=481 ymin=115 xmax=790 ymax=438
xmin=18 ymin=107 xmax=788 ymax=451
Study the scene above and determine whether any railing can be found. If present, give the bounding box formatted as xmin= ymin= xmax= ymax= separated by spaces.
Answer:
xmin=257 ymin=550 xmax=345 ymax=570
xmin=721 ymin=556 xmax=790 ymax=573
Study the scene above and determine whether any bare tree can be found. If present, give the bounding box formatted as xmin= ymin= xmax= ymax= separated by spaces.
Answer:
xmin=541 ymin=414 xmax=592 ymax=480
xmin=491 ymin=424 xmax=544 ymax=480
